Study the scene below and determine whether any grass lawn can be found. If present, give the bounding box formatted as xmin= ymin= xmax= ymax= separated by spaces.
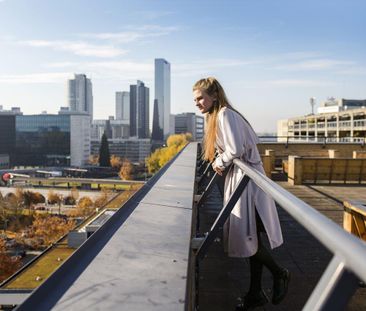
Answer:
xmin=4 ymin=246 xmax=75 ymax=289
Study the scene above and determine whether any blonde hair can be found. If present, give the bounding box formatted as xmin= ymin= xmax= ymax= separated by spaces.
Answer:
xmin=193 ymin=77 xmax=234 ymax=162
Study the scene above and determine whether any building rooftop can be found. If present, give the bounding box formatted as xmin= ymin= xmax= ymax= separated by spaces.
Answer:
xmin=2 ymin=142 xmax=366 ymax=310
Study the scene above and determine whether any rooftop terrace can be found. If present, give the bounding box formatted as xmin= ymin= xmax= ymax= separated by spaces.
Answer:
xmin=1 ymin=142 xmax=366 ymax=310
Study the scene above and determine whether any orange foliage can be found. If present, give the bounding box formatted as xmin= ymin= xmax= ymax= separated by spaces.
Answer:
xmin=110 ymin=155 xmax=123 ymax=169
xmin=31 ymin=214 xmax=75 ymax=246
xmin=0 ymin=238 xmax=22 ymax=282
xmin=119 ymin=159 xmax=133 ymax=180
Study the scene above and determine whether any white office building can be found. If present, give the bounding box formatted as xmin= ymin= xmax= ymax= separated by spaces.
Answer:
xmin=68 ymin=74 xmax=93 ymax=120
xmin=116 ymin=91 xmax=130 ymax=122
xmin=277 ymin=98 xmax=366 ymax=142
xmin=153 ymin=58 xmax=171 ymax=140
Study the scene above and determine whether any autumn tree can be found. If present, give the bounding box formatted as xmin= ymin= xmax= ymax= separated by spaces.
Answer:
xmin=70 ymin=187 xmax=79 ymax=201
xmin=110 ymin=155 xmax=123 ymax=169
xmin=99 ymin=133 xmax=111 ymax=167
xmin=0 ymin=238 xmax=22 ymax=282
xmin=94 ymin=188 xmax=110 ymax=209
xmin=146 ymin=133 xmax=192 ymax=174
xmin=88 ymin=154 xmax=99 ymax=165
xmin=30 ymin=214 xmax=75 ymax=246
xmin=47 ymin=191 xmax=62 ymax=205
xmin=68 ymin=196 xmax=94 ymax=218
xmin=119 ymin=159 xmax=133 ymax=180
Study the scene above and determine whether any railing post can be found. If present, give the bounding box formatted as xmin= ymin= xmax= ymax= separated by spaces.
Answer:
xmin=303 ymin=256 xmax=359 ymax=311
xmin=195 ymin=174 xmax=250 ymax=261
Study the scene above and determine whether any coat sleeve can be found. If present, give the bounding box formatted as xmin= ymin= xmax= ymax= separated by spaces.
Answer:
xmin=213 ymin=109 xmax=246 ymax=170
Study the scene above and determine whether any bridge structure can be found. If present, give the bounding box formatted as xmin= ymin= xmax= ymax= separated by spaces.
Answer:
xmin=0 ymin=142 xmax=365 ymax=310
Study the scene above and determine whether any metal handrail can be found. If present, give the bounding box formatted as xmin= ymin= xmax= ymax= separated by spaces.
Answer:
xmin=233 ymin=158 xmax=366 ymax=282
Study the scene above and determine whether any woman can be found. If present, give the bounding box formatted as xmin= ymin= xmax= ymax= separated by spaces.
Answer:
xmin=193 ymin=77 xmax=290 ymax=310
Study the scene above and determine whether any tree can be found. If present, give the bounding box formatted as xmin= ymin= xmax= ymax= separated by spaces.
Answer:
xmin=68 ymin=196 xmax=94 ymax=218
xmin=30 ymin=214 xmax=75 ymax=246
xmin=88 ymin=154 xmax=99 ymax=165
xmin=0 ymin=238 xmax=22 ymax=282
xmin=94 ymin=188 xmax=110 ymax=209
xmin=119 ymin=159 xmax=133 ymax=180
xmin=99 ymin=133 xmax=111 ymax=167
xmin=110 ymin=155 xmax=123 ymax=169
xmin=47 ymin=191 xmax=62 ymax=205
xmin=145 ymin=133 xmax=192 ymax=174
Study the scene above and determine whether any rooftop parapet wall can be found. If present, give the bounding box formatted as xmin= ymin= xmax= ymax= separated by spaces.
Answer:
xmin=15 ymin=143 xmax=198 ymax=311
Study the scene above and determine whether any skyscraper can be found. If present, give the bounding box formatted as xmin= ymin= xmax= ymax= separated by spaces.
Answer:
xmin=68 ymin=74 xmax=93 ymax=120
xmin=116 ymin=91 xmax=130 ymax=122
xmin=130 ymin=80 xmax=149 ymax=138
xmin=153 ymin=58 xmax=171 ymax=141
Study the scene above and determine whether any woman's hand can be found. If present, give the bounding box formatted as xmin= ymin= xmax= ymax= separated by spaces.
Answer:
xmin=213 ymin=166 xmax=224 ymax=176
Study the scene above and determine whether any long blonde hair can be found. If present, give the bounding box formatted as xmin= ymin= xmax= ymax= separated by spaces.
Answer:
xmin=193 ymin=77 xmax=234 ymax=162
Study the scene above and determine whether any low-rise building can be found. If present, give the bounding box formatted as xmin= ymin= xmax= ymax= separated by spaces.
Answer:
xmin=91 ymin=138 xmax=151 ymax=163
xmin=277 ymin=98 xmax=366 ymax=142
xmin=0 ymin=112 xmax=90 ymax=167
xmin=174 ymin=113 xmax=204 ymax=141
xmin=91 ymin=118 xmax=130 ymax=140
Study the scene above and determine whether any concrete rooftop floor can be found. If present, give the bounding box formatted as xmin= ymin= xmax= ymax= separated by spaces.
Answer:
xmin=197 ymin=180 xmax=366 ymax=311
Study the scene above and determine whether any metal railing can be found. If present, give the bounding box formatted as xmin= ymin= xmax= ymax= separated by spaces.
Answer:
xmin=258 ymin=135 xmax=366 ymax=145
xmin=194 ymin=157 xmax=366 ymax=311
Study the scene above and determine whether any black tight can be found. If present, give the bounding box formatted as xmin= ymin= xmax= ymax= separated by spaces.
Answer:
xmin=248 ymin=217 xmax=282 ymax=294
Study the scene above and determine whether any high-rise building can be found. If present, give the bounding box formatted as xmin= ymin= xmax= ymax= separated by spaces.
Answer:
xmin=116 ymin=91 xmax=130 ymax=122
xmin=130 ymin=80 xmax=149 ymax=139
xmin=174 ymin=113 xmax=204 ymax=141
xmin=153 ymin=58 xmax=171 ymax=140
xmin=68 ymin=74 xmax=93 ymax=120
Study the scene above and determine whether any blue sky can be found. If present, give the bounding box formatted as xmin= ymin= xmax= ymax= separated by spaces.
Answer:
xmin=0 ymin=0 xmax=365 ymax=132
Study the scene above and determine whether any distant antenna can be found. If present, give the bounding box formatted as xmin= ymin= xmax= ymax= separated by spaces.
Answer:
xmin=310 ymin=97 xmax=316 ymax=114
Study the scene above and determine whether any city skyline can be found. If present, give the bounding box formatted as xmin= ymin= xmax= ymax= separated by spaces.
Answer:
xmin=0 ymin=0 xmax=366 ymax=132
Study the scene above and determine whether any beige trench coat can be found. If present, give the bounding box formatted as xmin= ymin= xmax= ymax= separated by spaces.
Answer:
xmin=213 ymin=107 xmax=283 ymax=258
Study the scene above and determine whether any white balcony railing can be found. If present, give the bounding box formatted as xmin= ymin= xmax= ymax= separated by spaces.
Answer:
xmin=354 ymin=120 xmax=366 ymax=127
xmin=339 ymin=121 xmax=351 ymax=128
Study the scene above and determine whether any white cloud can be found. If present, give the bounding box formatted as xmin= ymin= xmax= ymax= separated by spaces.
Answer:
xmin=0 ymin=72 xmax=72 ymax=84
xmin=274 ymin=58 xmax=354 ymax=71
xmin=21 ymin=40 xmax=127 ymax=58
xmin=81 ymin=25 xmax=180 ymax=44
xmin=172 ymin=59 xmax=261 ymax=77
xmin=268 ymin=79 xmax=336 ymax=87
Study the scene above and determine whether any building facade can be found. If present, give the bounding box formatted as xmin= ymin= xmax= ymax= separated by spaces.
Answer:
xmin=174 ymin=113 xmax=204 ymax=141
xmin=278 ymin=98 xmax=366 ymax=142
xmin=130 ymin=80 xmax=149 ymax=139
xmin=0 ymin=154 xmax=9 ymax=169
xmin=153 ymin=59 xmax=171 ymax=140
xmin=68 ymin=74 xmax=93 ymax=120
xmin=0 ymin=114 xmax=90 ymax=167
xmin=91 ymin=138 xmax=151 ymax=163
xmin=92 ymin=119 xmax=130 ymax=140
xmin=116 ymin=91 xmax=130 ymax=122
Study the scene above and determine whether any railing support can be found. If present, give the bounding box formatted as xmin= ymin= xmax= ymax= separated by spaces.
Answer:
xmin=196 ymin=174 xmax=250 ymax=261
xmin=303 ymin=256 xmax=359 ymax=311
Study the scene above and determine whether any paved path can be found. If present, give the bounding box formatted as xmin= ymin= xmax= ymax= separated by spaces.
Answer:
xmin=198 ymin=181 xmax=366 ymax=311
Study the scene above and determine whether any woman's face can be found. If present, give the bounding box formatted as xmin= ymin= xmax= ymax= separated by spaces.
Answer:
xmin=193 ymin=89 xmax=215 ymax=114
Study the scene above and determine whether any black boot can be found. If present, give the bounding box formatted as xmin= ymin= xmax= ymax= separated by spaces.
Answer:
xmin=235 ymin=290 xmax=269 ymax=311
xmin=272 ymin=268 xmax=290 ymax=305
